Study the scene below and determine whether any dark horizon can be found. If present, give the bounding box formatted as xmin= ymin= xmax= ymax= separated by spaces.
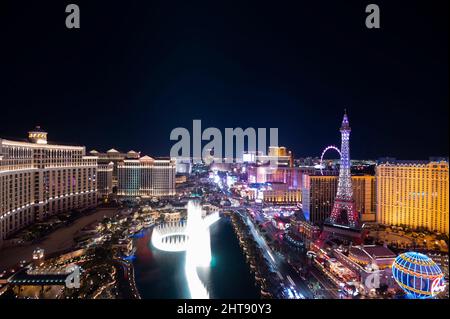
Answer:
xmin=0 ymin=1 xmax=448 ymax=160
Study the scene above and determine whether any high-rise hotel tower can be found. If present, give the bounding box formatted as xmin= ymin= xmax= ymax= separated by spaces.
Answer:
xmin=376 ymin=160 xmax=449 ymax=235
xmin=302 ymin=174 xmax=375 ymax=226
xmin=0 ymin=127 xmax=97 ymax=245
xmin=117 ymin=156 xmax=176 ymax=198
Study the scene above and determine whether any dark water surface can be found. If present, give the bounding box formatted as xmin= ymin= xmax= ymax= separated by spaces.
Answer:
xmin=133 ymin=217 xmax=260 ymax=299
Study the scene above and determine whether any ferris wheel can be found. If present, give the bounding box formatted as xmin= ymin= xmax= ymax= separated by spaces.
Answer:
xmin=319 ymin=145 xmax=342 ymax=175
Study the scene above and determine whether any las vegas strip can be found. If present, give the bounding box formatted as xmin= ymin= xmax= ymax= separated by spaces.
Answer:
xmin=0 ymin=0 xmax=448 ymax=302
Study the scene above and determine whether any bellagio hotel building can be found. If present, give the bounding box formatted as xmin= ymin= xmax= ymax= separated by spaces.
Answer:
xmin=118 ymin=155 xmax=176 ymax=198
xmin=376 ymin=160 xmax=449 ymax=235
xmin=0 ymin=127 xmax=97 ymax=245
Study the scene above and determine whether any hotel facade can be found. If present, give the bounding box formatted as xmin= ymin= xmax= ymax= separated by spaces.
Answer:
xmin=301 ymin=174 xmax=376 ymax=225
xmin=89 ymin=149 xmax=134 ymax=190
xmin=376 ymin=160 xmax=449 ymax=235
xmin=97 ymin=162 xmax=114 ymax=198
xmin=117 ymin=156 xmax=176 ymax=198
xmin=0 ymin=128 xmax=97 ymax=246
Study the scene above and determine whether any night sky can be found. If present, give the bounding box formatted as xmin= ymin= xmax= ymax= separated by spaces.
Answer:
xmin=0 ymin=1 xmax=448 ymax=159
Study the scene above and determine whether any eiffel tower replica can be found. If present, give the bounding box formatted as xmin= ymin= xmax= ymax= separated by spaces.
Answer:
xmin=320 ymin=111 xmax=363 ymax=244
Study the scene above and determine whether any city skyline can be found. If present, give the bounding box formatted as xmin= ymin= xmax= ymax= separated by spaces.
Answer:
xmin=2 ymin=122 xmax=448 ymax=163
xmin=0 ymin=0 xmax=448 ymax=305
xmin=1 ymin=100 xmax=448 ymax=301
xmin=0 ymin=1 xmax=448 ymax=159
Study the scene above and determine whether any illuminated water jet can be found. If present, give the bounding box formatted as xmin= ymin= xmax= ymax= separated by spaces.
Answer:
xmin=150 ymin=200 xmax=220 ymax=299
xmin=185 ymin=201 xmax=211 ymax=298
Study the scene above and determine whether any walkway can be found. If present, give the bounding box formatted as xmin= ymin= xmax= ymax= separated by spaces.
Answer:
xmin=0 ymin=208 xmax=118 ymax=272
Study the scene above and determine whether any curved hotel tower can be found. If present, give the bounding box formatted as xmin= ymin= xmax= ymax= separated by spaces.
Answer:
xmin=376 ymin=160 xmax=449 ymax=235
xmin=0 ymin=128 xmax=97 ymax=247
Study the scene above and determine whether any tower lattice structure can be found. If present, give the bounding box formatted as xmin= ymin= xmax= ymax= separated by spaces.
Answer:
xmin=329 ymin=111 xmax=359 ymax=227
